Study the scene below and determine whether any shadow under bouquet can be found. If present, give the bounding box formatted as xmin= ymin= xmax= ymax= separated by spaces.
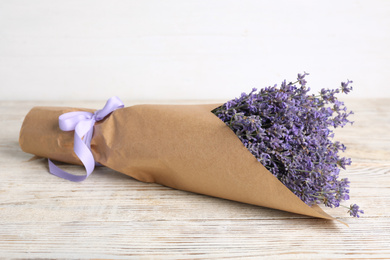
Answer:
xmin=19 ymin=72 xmax=362 ymax=222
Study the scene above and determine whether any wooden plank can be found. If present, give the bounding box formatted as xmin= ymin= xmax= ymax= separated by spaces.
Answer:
xmin=0 ymin=99 xmax=389 ymax=259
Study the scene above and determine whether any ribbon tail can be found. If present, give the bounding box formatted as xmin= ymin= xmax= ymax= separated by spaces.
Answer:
xmin=73 ymin=128 xmax=95 ymax=174
xmin=48 ymin=159 xmax=89 ymax=182
xmin=49 ymin=121 xmax=96 ymax=182
xmin=48 ymin=133 xmax=95 ymax=182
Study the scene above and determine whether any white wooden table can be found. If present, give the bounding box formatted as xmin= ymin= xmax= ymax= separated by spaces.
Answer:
xmin=1 ymin=99 xmax=389 ymax=259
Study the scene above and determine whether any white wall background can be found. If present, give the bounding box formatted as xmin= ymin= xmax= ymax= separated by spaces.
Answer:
xmin=1 ymin=0 xmax=389 ymax=101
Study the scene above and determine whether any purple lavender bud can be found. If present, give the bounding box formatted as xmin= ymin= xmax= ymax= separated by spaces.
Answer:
xmin=348 ymin=204 xmax=364 ymax=218
xmin=341 ymin=80 xmax=353 ymax=94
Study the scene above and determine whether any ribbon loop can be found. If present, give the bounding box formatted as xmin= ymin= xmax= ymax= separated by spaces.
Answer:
xmin=49 ymin=96 xmax=124 ymax=182
xmin=59 ymin=111 xmax=94 ymax=131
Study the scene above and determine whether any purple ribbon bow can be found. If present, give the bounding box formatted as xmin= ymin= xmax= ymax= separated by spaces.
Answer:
xmin=48 ymin=96 xmax=124 ymax=182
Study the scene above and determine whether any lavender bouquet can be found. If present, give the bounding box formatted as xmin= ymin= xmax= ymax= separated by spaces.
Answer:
xmin=20 ymin=72 xmax=362 ymax=221
xmin=212 ymin=73 xmax=363 ymax=217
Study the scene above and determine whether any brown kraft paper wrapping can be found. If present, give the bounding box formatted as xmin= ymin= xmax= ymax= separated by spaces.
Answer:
xmin=19 ymin=104 xmax=337 ymax=221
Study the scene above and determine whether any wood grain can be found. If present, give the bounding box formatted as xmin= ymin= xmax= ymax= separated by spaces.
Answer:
xmin=0 ymin=99 xmax=389 ymax=259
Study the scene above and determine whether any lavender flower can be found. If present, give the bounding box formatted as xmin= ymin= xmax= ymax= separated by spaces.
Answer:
xmin=348 ymin=204 xmax=364 ymax=218
xmin=212 ymin=73 xmax=362 ymax=217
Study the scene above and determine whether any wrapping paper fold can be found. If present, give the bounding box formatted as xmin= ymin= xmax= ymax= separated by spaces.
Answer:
xmin=19 ymin=104 xmax=336 ymax=220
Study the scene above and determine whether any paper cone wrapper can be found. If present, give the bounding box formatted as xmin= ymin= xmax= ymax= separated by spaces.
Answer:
xmin=19 ymin=104 xmax=336 ymax=220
